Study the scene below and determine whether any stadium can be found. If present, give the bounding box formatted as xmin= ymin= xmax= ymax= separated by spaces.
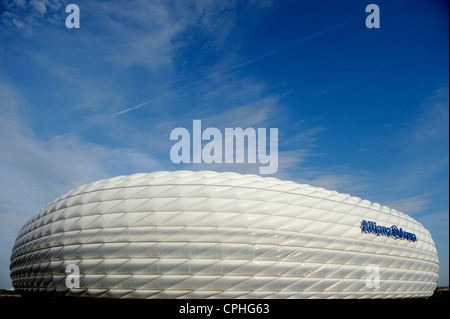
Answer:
xmin=10 ymin=171 xmax=439 ymax=299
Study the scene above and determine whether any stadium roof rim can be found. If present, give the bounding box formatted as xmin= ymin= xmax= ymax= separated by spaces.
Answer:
xmin=21 ymin=170 xmax=424 ymax=230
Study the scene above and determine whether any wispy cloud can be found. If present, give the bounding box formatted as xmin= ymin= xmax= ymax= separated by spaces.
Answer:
xmin=24 ymin=0 xmax=382 ymax=146
xmin=0 ymin=80 xmax=164 ymax=239
xmin=383 ymin=85 xmax=449 ymax=195
xmin=384 ymin=194 xmax=432 ymax=216
xmin=1 ymin=0 xmax=63 ymax=36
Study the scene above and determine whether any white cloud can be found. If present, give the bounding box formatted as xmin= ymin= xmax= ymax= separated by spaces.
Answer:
xmin=30 ymin=0 xmax=47 ymax=15
xmin=0 ymin=112 xmax=163 ymax=228
xmin=380 ymin=85 xmax=449 ymax=195
xmin=12 ymin=0 xmax=26 ymax=8
xmin=201 ymin=98 xmax=277 ymax=128
xmin=78 ymin=0 xmax=259 ymax=73
xmin=11 ymin=17 xmax=25 ymax=29
xmin=413 ymin=86 xmax=449 ymax=143
xmin=0 ymin=80 xmax=165 ymax=288
xmin=384 ymin=194 xmax=431 ymax=216
xmin=1 ymin=0 xmax=64 ymax=37
xmin=295 ymin=172 xmax=368 ymax=195
xmin=419 ymin=210 xmax=449 ymax=231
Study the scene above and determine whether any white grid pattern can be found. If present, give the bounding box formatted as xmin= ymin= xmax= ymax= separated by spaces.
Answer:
xmin=10 ymin=171 xmax=439 ymax=298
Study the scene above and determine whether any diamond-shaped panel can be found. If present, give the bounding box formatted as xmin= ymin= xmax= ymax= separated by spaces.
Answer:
xmin=10 ymin=171 xmax=439 ymax=299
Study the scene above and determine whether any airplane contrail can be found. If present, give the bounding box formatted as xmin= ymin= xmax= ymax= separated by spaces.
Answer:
xmin=44 ymin=1 xmax=405 ymax=145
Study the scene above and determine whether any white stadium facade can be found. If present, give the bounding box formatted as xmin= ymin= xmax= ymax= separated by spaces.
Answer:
xmin=10 ymin=171 xmax=439 ymax=299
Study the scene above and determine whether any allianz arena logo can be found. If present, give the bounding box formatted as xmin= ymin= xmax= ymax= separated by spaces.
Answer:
xmin=361 ymin=220 xmax=418 ymax=242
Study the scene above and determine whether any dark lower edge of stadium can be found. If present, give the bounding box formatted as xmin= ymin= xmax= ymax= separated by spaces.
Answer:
xmin=0 ymin=289 xmax=448 ymax=317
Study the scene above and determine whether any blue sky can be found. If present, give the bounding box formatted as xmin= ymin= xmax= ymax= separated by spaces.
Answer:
xmin=0 ymin=0 xmax=448 ymax=288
